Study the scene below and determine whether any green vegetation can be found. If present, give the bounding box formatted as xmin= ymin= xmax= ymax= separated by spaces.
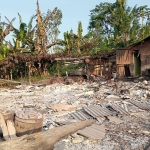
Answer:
xmin=47 ymin=62 xmax=84 ymax=76
xmin=88 ymin=0 xmax=150 ymax=50
xmin=0 ymin=0 xmax=150 ymax=80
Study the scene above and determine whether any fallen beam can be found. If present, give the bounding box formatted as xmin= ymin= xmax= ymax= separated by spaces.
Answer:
xmin=0 ymin=79 xmax=21 ymax=84
xmin=0 ymin=119 xmax=94 ymax=150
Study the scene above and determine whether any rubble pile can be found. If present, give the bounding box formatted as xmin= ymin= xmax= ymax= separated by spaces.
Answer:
xmin=1 ymin=77 xmax=150 ymax=149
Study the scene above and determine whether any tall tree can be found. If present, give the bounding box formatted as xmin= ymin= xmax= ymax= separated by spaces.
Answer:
xmin=43 ymin=9 xmax=62 ymax=53
xmin=35 ymin=0 xmax=62 ymax=54
xmin=136 ymin=5 xmax=150 ymax=39
xmin=88 ymin=0 xmax=150 ymax=50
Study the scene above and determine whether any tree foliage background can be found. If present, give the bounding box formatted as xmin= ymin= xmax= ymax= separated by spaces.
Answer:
xmin=0 ymin=0 xmax=150 ymax=80
xmin=88 ymin=0 xmax=150 ymax=52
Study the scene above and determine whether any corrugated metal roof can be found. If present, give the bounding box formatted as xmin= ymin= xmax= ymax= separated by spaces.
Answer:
xmin=70 ymin=110 xmax=92 ymax=120
xmin=127 ymin=36 xmax=150 ymax=50
xmin=107 ymin=103 xmax=130 ymax=115
xmin=77 ymin=124 xmax=106 ymax=140
xmin=70 ymin=103 xmax=129 ymax=121
xmin=120 ymin=104 xmax=129 ymax=112
xmin=84 ymin=105 xmax=116 ymax=118
xmin=128 ymin=100 xmax=150 ymax=110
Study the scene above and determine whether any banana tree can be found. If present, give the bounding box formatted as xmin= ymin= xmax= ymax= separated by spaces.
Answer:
xmin=10 ymin=13 xmax=36 ymax=53
xmin=0 ymin=44 xmax=10 ymax=60
xmin=34 ymin=1 xmax=58 ymax=53
xmin=0 ymin=17 xmax=15 ymax=59
xmin=58 ymin=29 xmax=79 ymax=54
xmin=63 ymin=31 xmax=74 ymax=54
xmin=0 ymin=17 xmax=15 ymax=43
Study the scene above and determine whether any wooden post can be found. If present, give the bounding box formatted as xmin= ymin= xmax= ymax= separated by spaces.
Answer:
xmin=10 ymin=69 xmax=13 ymax=80
xmin=108 ymin=58 xmax=111 ymax=71
xmin=56 ymin=60 xmax=60 ymax=77
xmin=85 ymin=58 xmax=90 ymax=80
xmin=27 ymin=62 xmax=31 ymax=85
xmin=100 ymin=57 xmax=102 ymax=76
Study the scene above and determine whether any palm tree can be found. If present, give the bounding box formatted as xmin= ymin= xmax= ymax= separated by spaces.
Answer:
xmin=76 ymin=21 xmax=83 ymax=53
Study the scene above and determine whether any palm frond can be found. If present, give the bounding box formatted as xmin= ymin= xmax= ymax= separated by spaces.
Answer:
xmin=18 ymin=13 xmax=22 ymax=25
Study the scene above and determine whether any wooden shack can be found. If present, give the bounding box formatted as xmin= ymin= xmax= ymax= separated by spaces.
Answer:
xmin=116 ymin=36 xmax=150 ymax=77
xmin=85 ymin=52 xmax=116 ymax=77
xmin=55 ymin=52 xmax=116 ymax=79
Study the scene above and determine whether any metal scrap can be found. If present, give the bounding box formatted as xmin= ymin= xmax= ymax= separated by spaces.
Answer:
xmin=83 ymin=105 xmax=116 ymax=118
xmin=77 ymin=124 xmax=106 ymax=140
xmin=70 ymin=110 xmax=92 ymax=120
xmin=128 ymin=100 xmax=150 ymax=110
xmin=106 ymin=103 xmax=130 ymax=115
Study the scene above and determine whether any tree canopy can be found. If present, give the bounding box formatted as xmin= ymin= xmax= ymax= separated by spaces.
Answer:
xmin=88 ymin=0 xmax=150 ymax=51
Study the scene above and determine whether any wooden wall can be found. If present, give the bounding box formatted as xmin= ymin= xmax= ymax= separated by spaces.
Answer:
xmin=116 ymin=49 xmax=132 ymax=77
xmin=116 ymin=38 xmax=150 ymax=77
xmin=116 ymin=49 xmax=131 ymax=65
xmin=130 ymin=40 xmax=150 ymax=75
xmin=87 ymin=57 xmax=113 ymax=76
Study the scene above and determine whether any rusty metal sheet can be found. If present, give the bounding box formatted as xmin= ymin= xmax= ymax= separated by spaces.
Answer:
xmin=77 ymin=124 xmax=106 ymax=140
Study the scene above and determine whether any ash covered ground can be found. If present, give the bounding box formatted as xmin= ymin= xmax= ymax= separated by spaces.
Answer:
xmin=1 ymin=77 xmax=150 ymax=150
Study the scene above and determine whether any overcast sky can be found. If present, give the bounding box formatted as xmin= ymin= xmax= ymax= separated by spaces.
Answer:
xmin=1 ymin=0 xmax=150 ymax=40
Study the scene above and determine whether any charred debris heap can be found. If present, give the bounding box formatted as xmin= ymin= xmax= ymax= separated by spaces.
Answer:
xmin=1 ymin=76 xmax=150 ymax=149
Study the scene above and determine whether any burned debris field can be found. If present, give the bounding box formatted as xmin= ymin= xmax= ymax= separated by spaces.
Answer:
xmin=1 ymin=77 xmax=150 ymax=150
